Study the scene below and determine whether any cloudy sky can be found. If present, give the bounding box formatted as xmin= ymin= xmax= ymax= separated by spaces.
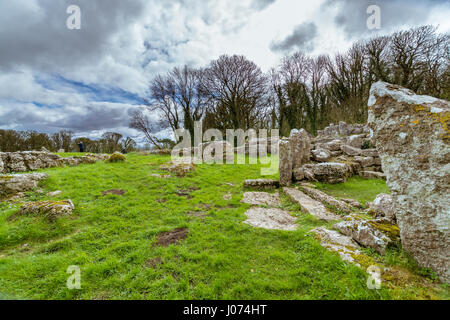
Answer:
xmin=0 ymin=0 xmax=449 ymax=143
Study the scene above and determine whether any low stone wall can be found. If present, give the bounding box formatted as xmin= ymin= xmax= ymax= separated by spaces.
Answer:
xmin=0 ymin=151 xmax=109 ymax=174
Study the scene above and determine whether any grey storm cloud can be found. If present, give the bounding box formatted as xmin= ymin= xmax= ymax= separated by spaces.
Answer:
xmin=270 ymin=22 xmax=318 ymax=53
xmin=0 ymin=101 xmax=141 ymax=133
xmin=0 ymin=0 xmax=147 ymax=71
xmin=322 ymin=0 xmax=448 ymax=38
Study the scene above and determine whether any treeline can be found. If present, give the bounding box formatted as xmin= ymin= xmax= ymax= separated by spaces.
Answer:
xmin=132 ymin=25 xmax=449 ymax=147
xmin=0 ymin=130 xmax=137 ymax=153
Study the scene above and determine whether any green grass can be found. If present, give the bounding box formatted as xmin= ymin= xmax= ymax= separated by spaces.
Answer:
xmin=0 ymin=153 xmax=446 ymax=300
xmin=312 ymin=176 xmax=390 ymax=206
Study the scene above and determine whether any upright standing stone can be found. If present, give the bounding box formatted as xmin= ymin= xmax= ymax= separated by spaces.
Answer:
xmin=279 ymin=139 xmax=292 ymax=187
xmin=368 ymin=81 xmax=450 ymax=283
xmin=290 ymin=129 xmax=311 ymax=169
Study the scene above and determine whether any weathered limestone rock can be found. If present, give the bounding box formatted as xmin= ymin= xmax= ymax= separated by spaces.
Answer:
xmin=368 ymin=193 xmax=395 ymax=223
xmin=290 ymin=129 xmax=311 ymax=167
xmin=15 ymin=200 xmax=74 ymax=221
xmin=300 ymin=185 xmax=352 ymax=213
xmin=302 ymin=163 xmax=352 ymax=184
xmin=324 ymin=139 xmax=344 ymax=151
xmin=243 ymin=179 xmax=280 ymax=189
xmin=354 ymin=156 xmax=375 ymax=168
xmin=360 ymin=171 xmax=386 ymax=180
xmin=243 ymin=207 xmax=297 ymax=231
xmin=0 ymin=151 xmax=107 ymax=173
xmin=283 ymin=187 xmax=341 ymax=221
xmin=347 ymin=134 xmax=365 ymax=148
xmin=0 ymin=173 xmax=49 ymax=196
xmin=311 ymin=227 xmax=362 ymax=265
xmin=341 ymin=145 xmax=362 ymax=156
xmin=278 ymin=139 xmax=292 ymax=187
xmin=368 ymin=81 xmax=450 ymax=282
xmin=334 ymin=215 xmax=394 ymax=255
xmin=312 ymin=149 xmax=331 ymax=162
xmin=292 ymin=167 xmax=305 ymax=181
xmin=241 ymin=192 xmax=281 ymax=207
xmin=361 ymin=149 xmax=379 ymax=157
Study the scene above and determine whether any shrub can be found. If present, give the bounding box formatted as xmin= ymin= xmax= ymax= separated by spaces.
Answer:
xmin=108 ymin=152 xmax=126 ymax=163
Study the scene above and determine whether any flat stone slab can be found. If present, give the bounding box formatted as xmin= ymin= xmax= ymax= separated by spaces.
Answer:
xmin=300 ymin=185 xmax=351 ymax=213
xmin=243 ymin=207 xmax=297 ymax=231
xmin=243 ymin=179 xmax=280 ymax=189
xmin=241 ymin=192 xmax=281 ymax=207
xmin=283 ymin=187 xmax=341 ymax=221
xmin=311 ymin=227 xmax=361 ymax=266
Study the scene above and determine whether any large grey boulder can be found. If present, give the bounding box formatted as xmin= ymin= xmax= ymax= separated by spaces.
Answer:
xmin=368 ymin=81 xmax=450 ymax=283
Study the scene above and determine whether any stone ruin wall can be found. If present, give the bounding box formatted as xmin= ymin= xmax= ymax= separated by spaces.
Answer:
xmin=0 ymin=151 xmax=109 ymax=174
xmin=278 ymin=122 xmax=385 ymax=186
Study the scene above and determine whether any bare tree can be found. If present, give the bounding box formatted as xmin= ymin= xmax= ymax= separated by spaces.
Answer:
xmin=129 ymin=109 xmax=162 ymax=149
xmin=200 ymin=55 xmax=268 ymax=131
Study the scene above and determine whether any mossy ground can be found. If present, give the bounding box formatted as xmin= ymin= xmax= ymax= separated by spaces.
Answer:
xmin=0 ymin=153 xmax=447 ymax=300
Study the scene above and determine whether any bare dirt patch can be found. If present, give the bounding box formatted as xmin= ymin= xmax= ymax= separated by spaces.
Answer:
xmin=156 ymin=198 xmax=167 ymax=203
xmin=102 ymin=189 xmax=126 ymax=196
xmin=155 ymin=228 xmax=189 ymax=247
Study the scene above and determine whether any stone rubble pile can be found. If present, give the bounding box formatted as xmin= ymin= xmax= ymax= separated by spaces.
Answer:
xmin=278 ymin=122 xmax=385 ymax=186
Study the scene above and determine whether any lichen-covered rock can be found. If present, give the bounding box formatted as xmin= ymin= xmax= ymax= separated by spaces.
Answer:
xmin=368 ymin=193 xmax=395 ymax=222
xmin=0 ymin=173 xmax=49 ymax=197
xmin=302 ymin=162 xmax=352 ymax=184
xmin=324 ymin=139 xmax=344 ymax=151
xmin=334 ymin=215 xmax=394 ymax=255
xmin=278 ymin=139 xmax=292 ymax=187
xmin=368 ymin=81 xmax=450 ymax=282
xmin=300 ymin=185 xmax=352 ymax=214
xmin=354 ymin=156 xmax=375 ymax=168
xmin=243 ymin=179 xmax=280 ymax=189
xmin=160 ymin=162 xmax=196 ymax=177
xmin=15 ymin=200 xmax=74 ymax=221
xmin=283 ymin=187 xmax=341 ymax=221
xmin=311 ymin=227 xmax=362 ymax=265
